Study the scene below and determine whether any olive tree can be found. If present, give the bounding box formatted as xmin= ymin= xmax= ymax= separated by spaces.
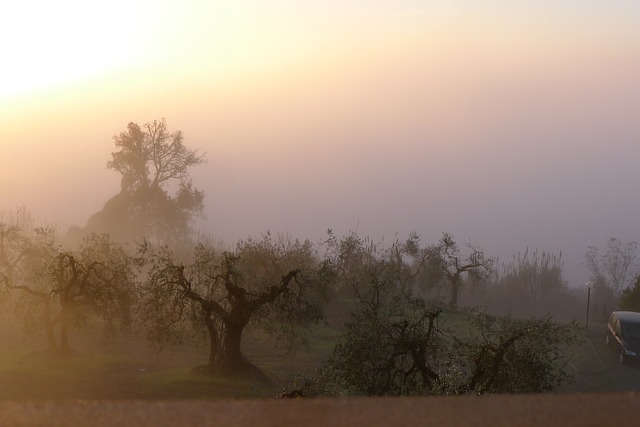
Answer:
xmin=324 ymin=303 xmax=577 ymax=396
xmin=137 ymin=233 xmax=328 ymax=379
xmin=285 ymin=234 xmax=578 ymax=397
xmin=428 ymin=233 xmax=494 ymax=308
xmin=4 ymin=229 xmax=135 ymax=354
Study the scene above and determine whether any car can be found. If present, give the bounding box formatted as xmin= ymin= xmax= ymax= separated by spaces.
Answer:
xmin=605 ymin=311 xmax=640 ymax=364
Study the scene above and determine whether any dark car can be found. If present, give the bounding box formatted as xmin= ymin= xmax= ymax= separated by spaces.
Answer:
xmin=606 ymin=311 xmax=640 ymax=364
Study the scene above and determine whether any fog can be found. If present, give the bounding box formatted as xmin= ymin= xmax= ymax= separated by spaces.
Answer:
xmin=2 ymin=0 xmax=640 ymax=288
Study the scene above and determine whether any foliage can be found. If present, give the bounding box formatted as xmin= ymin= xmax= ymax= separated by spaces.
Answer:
xmin=328 ymin=297 xmax=445 ymax=396
xmin=454 ymin=313 xmax=578 ymax=394
xmin=2 ymin=223 xmax=135 ymax=353
xmin=321 ymin=230 xmax=432 ymax=301
xmin=428 ymin=233 xmax=495 ymax=308
xmin=619 ymin=276 xmax=640 ymax=312
xmin=487 ymin=249 xmax=576 ymax=318
xmin=137 ymin=233 xmax=329 ymax=377
xmin=79 ymin=119 xmax=206 ymax=246
xmin=108 ymin=118 xmax=205 ymax=193
xmin=498 ymin=249 xmax=566 ymax=300
xmin=288 ymin=234 xmax=578 ymax=397
xmin=585 ymin=238 xmax=638 ymax=299
xmin=323 ymin=300 xmax=578 ymax=396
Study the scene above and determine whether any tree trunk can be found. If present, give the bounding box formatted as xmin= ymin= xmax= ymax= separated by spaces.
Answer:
xmin=450 ymin=278 xmax=460 ymax=308
xmin=220 ymin=319 xmax=246 ymax=371
xmin=58 ymin=300 xmax=72 ymax=354
xmin=205 ymin=315 xmax=219 ymax=368
xmin=44 ymin=300 xmax=57 ymax=351
xmin=59 ymin=321 xmax=70 ymax=353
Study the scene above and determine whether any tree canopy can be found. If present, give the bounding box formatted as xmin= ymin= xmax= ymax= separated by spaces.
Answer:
xmin=108 ymin=119 xmax=205 ymax=193
xmin=2 ymin=222 xmax=134 ymax=354
xmin=585 ymin=238 xmax=639 ymax=299
xmin=76 ymin=119 xmax=206 ymax=245
xmin=428 ymin=233 xmax=494 ymax=308
xmin=138 ymin=233 xmax=328 ymax=379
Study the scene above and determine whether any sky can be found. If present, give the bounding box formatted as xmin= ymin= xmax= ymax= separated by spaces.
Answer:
xmin=1 ymin=0 xmax=640 ymax=287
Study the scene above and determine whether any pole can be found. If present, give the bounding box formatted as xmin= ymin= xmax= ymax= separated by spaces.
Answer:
xmin=585 ymin=285 xmax=591 ymax=330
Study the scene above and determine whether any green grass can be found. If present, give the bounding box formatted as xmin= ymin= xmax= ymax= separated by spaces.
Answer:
xmin=136 ymin=367 xmax=273 ymax=399
xmin=566 ymin=334 xmax=605 ymax=374
xmin=0 ymin=316 xmax=636 ymax=399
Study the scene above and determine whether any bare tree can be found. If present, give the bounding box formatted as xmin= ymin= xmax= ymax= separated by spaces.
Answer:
xmin=585 ymin=238 xmax=638 ymax=299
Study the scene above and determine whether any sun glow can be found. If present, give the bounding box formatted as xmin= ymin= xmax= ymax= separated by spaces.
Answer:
xmin=0 ymin=0 xmax=138 ymax=100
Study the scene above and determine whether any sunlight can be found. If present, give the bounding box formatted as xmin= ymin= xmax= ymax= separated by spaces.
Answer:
xmin=0 ymin=0 xmax=136 ymax=99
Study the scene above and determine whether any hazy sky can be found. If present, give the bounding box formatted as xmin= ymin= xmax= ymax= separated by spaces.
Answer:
xmin=2 ymin=0 xmax=640 ymax=287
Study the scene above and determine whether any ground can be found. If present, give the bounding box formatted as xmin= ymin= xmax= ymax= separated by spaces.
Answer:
xmin=0 ymin=320 xmax=639 ymax=400
xmin=560 ymin=322 xmax=640 ymax=393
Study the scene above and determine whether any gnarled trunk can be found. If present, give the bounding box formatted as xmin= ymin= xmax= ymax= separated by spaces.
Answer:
xmin=218 ymin=317 xmax=248 ymax=371
xmin=204 ymin=314 xmax=220 ymax=367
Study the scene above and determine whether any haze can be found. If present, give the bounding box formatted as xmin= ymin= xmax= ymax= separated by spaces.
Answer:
xmin=2 ymin=0 xmax=639 ymax=287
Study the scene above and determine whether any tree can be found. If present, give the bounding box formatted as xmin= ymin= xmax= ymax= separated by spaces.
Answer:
xmin=0 ymin=224 xmax=29 ymax=292
xmin=310 ymin=260 xmax=577 ymax=397
xmin=324 ymin=306 xmax=577 ymax=396
xmin=452 ymin=313 xmax=578 ymax=394
xmin=499 ymin=249 xmax=566 ymax=300
xmin=108 ymin=118 xmax=205 ymax=193
xmin=428 ymin=233 xmax=494 ymax=308
xmin=327 ymin=296 xmax=445 ymax=396
xmin=619 ymin=276 xmax=640 ymax=312
xmin=489 ymin=249 xmax=575 ymax=317
xmin=585 ymin=238 xmax=638 ymax=299
xmin=75 ymin=118 xmax=206 ymax=245
xmin=5 ymin=230 xmax=135 ymax=354
xmin=138 ymin=233 xmax=327 ymax=380
xmin=282 ymin=234 xmax=576 ymax=398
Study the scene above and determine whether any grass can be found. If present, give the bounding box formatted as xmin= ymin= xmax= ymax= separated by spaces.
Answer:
xmin=136 ymin=367 xmax=274 ymax=399
xmin=0 ymin=322 xmax=342 ymax=400
xmin=1 ymin=316 xmax=639 ymax=399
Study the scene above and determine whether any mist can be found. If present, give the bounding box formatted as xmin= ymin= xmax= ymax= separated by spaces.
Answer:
xmin=2 ymin=1 xmax=640 ymax=291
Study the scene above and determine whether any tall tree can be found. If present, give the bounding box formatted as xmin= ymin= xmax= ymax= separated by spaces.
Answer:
xmin=108 ymin=118 xmax=205 ymax=193
xmin=76 ymin=118 xmax=206 ymax=246
xmin=429 ymin=233 xmax=494 ymax=308
xmin=138 ymin=233 xmax=327 ymax=379
xmin=585 ymin=238 xmax=638 ymax=299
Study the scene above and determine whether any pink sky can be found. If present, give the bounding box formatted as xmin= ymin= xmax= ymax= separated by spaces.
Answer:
xmin=2 ymin=0 xmax=640 ymax=286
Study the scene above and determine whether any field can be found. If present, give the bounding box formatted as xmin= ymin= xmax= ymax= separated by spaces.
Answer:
xmin=0 ymin=322 xmax=340 ymax=400
xmin=1 ymin=318 xmax=639 ymax=400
